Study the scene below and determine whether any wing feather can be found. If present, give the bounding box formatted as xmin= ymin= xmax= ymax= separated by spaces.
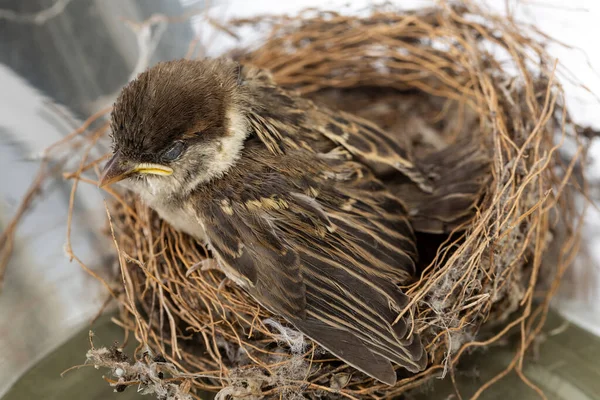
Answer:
xmin=197 ymin=151 xmax=427 ymax=382
xmin=242 ymin=68 xmax=434 ymax=191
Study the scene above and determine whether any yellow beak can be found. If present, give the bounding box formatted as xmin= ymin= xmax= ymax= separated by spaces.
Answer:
xmin=98 ymin=153 xmax=173 ymax=188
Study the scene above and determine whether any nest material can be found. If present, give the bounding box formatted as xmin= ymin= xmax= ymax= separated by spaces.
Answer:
xmin=15 ymin=3 xmax=588 ymax=400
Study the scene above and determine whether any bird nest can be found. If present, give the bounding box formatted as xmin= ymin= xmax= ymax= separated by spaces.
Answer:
xmin=3 ymin=2 xmax=588 ymax=400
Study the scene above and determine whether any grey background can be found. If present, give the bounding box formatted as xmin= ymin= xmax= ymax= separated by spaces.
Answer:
xmin=0 ymin=0 xmax=201 ymax=395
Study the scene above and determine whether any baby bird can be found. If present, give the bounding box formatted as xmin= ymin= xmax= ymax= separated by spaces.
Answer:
xmin=99 ymin=58 xmax=487 ymax=385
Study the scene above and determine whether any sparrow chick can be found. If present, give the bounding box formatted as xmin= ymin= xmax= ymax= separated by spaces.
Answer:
xmin=100 ymin=58 xmax=487 ymax=384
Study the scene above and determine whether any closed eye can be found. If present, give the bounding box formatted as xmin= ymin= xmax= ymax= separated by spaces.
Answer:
xmin=162 ymin=141 xmax=186 ymax=162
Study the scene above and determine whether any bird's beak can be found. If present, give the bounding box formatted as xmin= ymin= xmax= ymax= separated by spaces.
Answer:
xmin=98 ymin=153 xmax=173 ymax=188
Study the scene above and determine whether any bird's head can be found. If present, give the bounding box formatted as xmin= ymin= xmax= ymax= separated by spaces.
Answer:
xmin=99 ymin=58 xmax=249 ymax=196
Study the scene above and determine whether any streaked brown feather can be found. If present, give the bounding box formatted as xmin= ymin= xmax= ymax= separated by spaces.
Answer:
xmin=195 ymin=140 xmax=426 ymax=383
xmin=389 ymin=137 xmax=491 ymax=233
xmin=240 ymin=66 xmax=489 ymax=232
xmin=241 ymin=67 xmax=435 ymax=192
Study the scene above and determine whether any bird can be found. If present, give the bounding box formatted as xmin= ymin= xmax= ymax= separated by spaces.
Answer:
xmin=99 ymin=58 xmax=488 ymax=385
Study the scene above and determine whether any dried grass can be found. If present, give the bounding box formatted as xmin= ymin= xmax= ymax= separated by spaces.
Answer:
xmin=0 ymin=2 xmax=591 ymax=399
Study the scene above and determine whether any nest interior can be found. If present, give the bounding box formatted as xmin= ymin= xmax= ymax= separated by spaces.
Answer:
xmin=23 ymin=3 xmax=587 ymax=400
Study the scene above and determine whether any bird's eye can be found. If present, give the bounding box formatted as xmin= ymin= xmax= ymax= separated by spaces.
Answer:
xmin=162 ymin=141 xmax=185 ymax=162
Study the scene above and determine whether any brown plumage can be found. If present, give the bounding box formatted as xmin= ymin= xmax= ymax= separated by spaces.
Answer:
xmin=99 ymin=58 xmax=489 ymax=385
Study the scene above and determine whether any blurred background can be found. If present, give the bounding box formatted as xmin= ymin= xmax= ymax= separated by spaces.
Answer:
xmin=0 ymin=0 xmax=599 ymax=398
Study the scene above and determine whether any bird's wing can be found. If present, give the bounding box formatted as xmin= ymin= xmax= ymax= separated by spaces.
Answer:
xmin=242 ymin=73 xmax=490 ymax=227
xmin=242 ymin=67 xmax=433 ymax=191
xmin=197 ymin=155 xmax=427 ymax=383
xmin=312 ymin=107 xmax=434 ymax=191
xmin=199 ymin=194 xmax=307 ymax=320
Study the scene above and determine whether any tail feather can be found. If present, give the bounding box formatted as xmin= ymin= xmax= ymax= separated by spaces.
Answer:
xmin=392 ymin=138 xmax=490 ymax=234
xmin=365 ymin=335 xmax=427 ymax=373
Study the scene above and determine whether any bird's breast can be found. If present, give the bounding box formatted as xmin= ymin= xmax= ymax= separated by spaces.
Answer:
xmin=139 ymin=190 xmax=209 ymax=244
xmin=159 ymin=206 xmax=209 ymax=243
